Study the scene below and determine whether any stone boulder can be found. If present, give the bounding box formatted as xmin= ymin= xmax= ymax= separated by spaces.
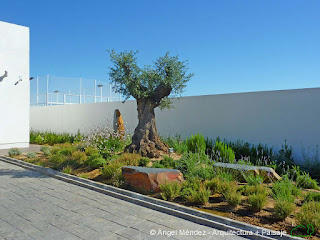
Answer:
xmin=122 ymin=166 xmax=184 ymax=193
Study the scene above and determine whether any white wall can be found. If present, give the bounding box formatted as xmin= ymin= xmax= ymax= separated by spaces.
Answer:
xmin=0 ymin=21 xmax=29 ymax=149
xmin=30 ymin=88 xmax=320 ymax=162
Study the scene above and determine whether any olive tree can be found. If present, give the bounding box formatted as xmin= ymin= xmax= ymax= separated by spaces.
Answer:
xmin=108 ymin=50 xmax=193 ymax=158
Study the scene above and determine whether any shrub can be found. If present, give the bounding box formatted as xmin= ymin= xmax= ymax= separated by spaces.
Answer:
xmin=30 ymin=130 xmax=78 ymax=145
xmin=40 ymin=146 xmax=51 ymax=156
xmin=62 ymin=166 xmax=73 ymax=174
xmin=160 ymin=181 xmax=182 ymax=201
xmin=272 ymin=176 xmax=300 ymax=202
xmin=163 ymin=135 xmax=188 ymax=154
xmin=296 ymin=172 xmax=319 ymax=190
xmin=213 ymin=141 xmax=235 ymax=163
xmin=305 ymin=192 xmax=320 ymax=202
xmin=139 ymin=157 xmax=150 ymax=167
xmin=34 ymin=135 xmax=44 ymax=144
xmin=274 ymin=199 xmax=295 ymax=220
xmin=111 ymin=153 xmax=141 ymax=166
xmin=79 ymin=125 xmax=130 ymax=155
xmin=243 ymin=174 xmax=265 ymax=186
xmin=248 ymin=193 xmax=268 ymax=211
xmin=26 ymin=152 xmax=37 ymax=158
xmin=223 ymin=189 xmax=242 ymax=207
xmin=185 ymin=134 xmax=206 ymax=153
xmin=296 ymin=201 xmax=320 ymax=232
xmin=175 ymin=152 xmax=211 ymax=179
xmin=86 ymin=154 xmax=106 ymax=169
xmin=85 ymin=147 xmax=99 ymax=156
xmin=8 ymin=148 xmax=21 ymax=157
xmin=152 ymin=161 xmax=165 ymax=168
xmin=186 ymin=185 xmax=211 ymax=205
xmin=71 ymin=151 xmax=87 ymax=164
xmin=181 ymin=178 xmax=202 ymax=200
xmin=241 ymin=184 xmax=270 ymax=196
xmin=160 ymin=155 xmax=175 ymax=168
xmin=48 ymin=154 xmax=67 ymax=170
xmin=100 ymin=162 xmax=123 ymax=180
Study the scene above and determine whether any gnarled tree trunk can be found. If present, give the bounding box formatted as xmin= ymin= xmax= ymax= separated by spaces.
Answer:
xmin=125 ymin=98 xmax=168 ymax=158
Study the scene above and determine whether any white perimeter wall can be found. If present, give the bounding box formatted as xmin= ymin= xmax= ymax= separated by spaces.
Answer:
xmin=0 ymin=21 xmax=29 ymax=149
xmin=30 ymin=88 xmax=320 ymax=162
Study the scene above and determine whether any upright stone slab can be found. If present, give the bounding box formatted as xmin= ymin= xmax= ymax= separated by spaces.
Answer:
xmin=122 ymin=166 xmax=184 ymax=193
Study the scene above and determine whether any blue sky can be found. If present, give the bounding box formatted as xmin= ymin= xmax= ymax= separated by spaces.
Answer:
xmin=2 ymin=0 xmax=320 ymax=97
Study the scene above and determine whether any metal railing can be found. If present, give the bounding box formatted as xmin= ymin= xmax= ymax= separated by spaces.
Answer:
xmin=30 ymin=74 xmax=121 ymax=107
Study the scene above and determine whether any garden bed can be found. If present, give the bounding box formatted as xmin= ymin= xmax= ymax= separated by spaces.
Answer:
xmin=14 ymin=131 xmax=320 ymax=239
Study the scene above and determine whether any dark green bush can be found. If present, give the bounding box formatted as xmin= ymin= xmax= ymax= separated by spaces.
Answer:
xmin=162 ymin=135 xmax=188 ymax=154
xmin=160 ymin=155 xmax=175 ymax=168
xmin=185 ymin=134 xmax=206 ymax=153
xmin=212 ymin=141 xmax=235 ymax=163
xmin=243 ymin=174 xmax=265 ymax=186
xmin=139 ymin=157 xmax=150 ymax=167
xmin=186 ymin=185 xmax=211 ymax=205
xmin=160 ymin=181 xmax=182 ymax=201
xmin=86 ymin=154 xmax=106 ymax=169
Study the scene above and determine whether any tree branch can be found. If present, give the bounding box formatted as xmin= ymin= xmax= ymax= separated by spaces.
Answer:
xmin=151 ymin=82 xmax=172 ymax=106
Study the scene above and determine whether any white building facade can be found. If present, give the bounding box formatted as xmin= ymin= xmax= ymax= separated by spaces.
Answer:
xmin=0 ymin=21 xmax=30 ymax=149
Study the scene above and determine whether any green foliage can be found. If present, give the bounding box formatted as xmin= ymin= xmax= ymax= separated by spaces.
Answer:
xmin=274 ymin=199 xmax=295 ymax=220
xmin=223 ymin=189 xmax=242 ymax=207
xmin=175 ymin=152 xmax=213 ymax=180
xmin=108 ymin=50 xmax=193 ymax=108
xmin=40 ymin=146 xmax=51 ymax=156
xmin=296 ymin=201 xmax=320 ymax=232
xmin=162 ymin=135 xmax=188 ymax=154
xmin=305 ymin=192 xmax=320 ymax=202
xmin=86 ymin=154 xmax=106 ymax=169
xmin=272 ymin=176 xmax=300 ymax=202
xmin=243 ymin=174 xmax=265 ymax=186
xmin=186 ymin=185 xmax=211 ymax=205
xmin=30 ymin=130 xmax=79 ymax=145
xmin=296 ymin=172 xmax=319 ymax=190
xmin=71 ymin=151 xmax=87 ymax=164
xmin=181 ymin=178 xmax=202 ymax=200
xmin=26 ymin=152 xmax=37 ymax=158
xmin=248 ymin=193 xmax=268 ymax=211
xmin=212 ymin=141 xmax=235 ymax=163
xmin=205 ymin=175 xmax=237 ymax=194
xmin=160 ymin=155 xmax=175 ymax=168
xmin=48 ymin=154 xmax=68 ymax=170
xmin=160 ymin=181 xmax=182 ymax=201
xmin=8 ymin=148 xmax=21 ymax=157
xmin=185 ymin=134 xmax=206 ymax=153
xmin=152 ymin=161 xmax=165 ymax=168
xmin=78 ymin=173 xmax=89 ymax=179
xmin=100 ymin=161 xmax=123 ymax=180
xmin=241 ymin=184 xmax=270 ymax=196
xmin=139 ymin=157 xmax=150 ymax=167
xmin=62 ymin=166 xmax=73 ymax=174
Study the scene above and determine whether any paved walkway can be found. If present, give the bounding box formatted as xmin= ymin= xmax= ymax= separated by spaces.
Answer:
xmin=0 ymin=160 xmax=244 ymax=240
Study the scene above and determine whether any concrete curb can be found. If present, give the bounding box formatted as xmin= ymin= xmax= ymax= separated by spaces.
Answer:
xmin=0 ymin=156 xmax=303 ymax=240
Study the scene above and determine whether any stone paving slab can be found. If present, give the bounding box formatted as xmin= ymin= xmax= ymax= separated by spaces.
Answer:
xmin=0 ymin=160 xmax=244 ymax=240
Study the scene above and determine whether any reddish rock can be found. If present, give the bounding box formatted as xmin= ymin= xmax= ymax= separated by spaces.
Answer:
xmin=122 ymin=166 xmax=184 ymax=193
